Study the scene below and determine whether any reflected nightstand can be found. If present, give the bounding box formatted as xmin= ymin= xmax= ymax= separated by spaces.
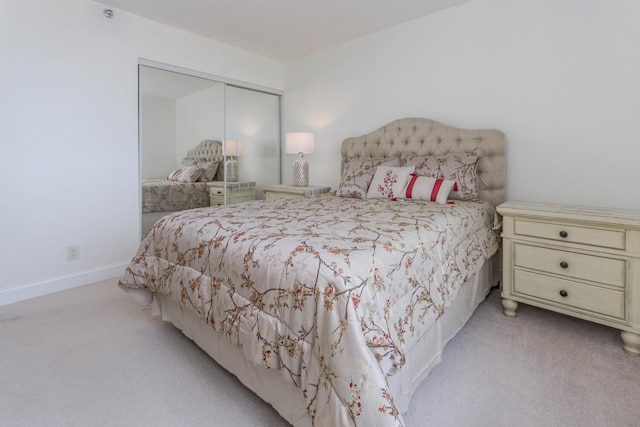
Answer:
xmin=208 ymin=181 xmax=256 ymax=205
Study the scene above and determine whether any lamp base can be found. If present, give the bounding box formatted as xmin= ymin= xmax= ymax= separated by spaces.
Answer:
xmin=292 ymin=158 xmax=308 ymax=187
xmin=226 ymin=158 xmax=239 ymax=182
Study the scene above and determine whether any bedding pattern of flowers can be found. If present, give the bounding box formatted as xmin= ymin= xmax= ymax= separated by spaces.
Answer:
xmin=119 ymin=195 xmax=499 ymax=426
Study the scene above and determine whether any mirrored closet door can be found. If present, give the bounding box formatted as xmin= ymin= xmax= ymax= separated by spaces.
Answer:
xmin=225 ymin=85 xmax=281 ymax=200
xmin=138 ymin=63 xmax=282 ymax=237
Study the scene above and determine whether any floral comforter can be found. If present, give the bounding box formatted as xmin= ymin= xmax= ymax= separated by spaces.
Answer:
xmin=119 ymin=195 xmax=499 ymax=426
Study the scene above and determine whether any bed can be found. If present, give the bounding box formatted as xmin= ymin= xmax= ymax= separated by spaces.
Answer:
xmin=141 ymin=139 xmax=225 ymax=234
xmin=120 ymin=118 xmax=505 ymax=426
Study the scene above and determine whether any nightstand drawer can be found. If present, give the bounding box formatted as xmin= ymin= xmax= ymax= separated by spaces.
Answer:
xmin=514 ymin=269 xmax=625 ymax=320
xmin=514 ymin=243 xmax=625 ymax=287
xmin=514 ymin=219 xmax=625 ymax=249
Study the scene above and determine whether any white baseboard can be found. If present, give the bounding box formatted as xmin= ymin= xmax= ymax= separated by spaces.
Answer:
xmin=0 ymin=263 xmax=128 ymax=307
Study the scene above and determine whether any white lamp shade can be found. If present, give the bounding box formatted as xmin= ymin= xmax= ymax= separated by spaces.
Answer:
xmin=225 ymin=139 xmax=242 ymax=156
xmin=285 ymin=132 xmax=314 ymax=155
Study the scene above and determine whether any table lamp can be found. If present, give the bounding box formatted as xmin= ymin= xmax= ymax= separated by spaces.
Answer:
xmin=285 ymin=132 xmax=314 ymax=187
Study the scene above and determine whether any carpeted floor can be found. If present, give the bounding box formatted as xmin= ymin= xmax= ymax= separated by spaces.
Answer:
xmin=1 ymin=278 xmax=639 ymax=426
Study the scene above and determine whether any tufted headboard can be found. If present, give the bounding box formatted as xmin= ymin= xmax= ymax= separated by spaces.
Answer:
xmin=341 ymin=118 xmax=506 ymax=207
xmin=183 ymin=139 xmax=225 ymax=181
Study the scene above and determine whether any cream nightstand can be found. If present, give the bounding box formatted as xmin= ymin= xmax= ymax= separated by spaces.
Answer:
xmin=262 ymin=184 xmax=331 ymax=201
xmin=207 ymin=181 xmax=256 ymax=205
xmin=497 ymin=201 xmax=640 ymax=355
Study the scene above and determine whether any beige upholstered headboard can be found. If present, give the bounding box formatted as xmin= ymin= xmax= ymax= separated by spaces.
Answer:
xmin=183 ymin=139 xmax=225 ymax=181
xmin=341 ymin=118 xmax=506 ymax=207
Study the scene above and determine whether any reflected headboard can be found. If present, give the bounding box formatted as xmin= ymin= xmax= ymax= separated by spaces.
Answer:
xmin=183 ymin=139 xmax=225 ymax=181
xmin=341 ymin=118 xmax=506 ymax=207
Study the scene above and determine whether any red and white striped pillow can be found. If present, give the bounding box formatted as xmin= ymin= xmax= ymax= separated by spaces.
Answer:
xmin=402 ymin=174 xmax=456 ymax=204
xmin=401 ymin=149 xmax=483 ymax=201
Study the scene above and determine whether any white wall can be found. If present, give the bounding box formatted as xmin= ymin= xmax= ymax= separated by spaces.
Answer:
xmin=283 ymin=0 xmax=640 ymax=210
xmin=0 ymin=0 xmax=283 ymax=304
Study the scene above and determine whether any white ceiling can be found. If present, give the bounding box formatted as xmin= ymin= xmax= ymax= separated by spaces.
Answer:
xmin=97 ymin=0 xmax=471 ymax=61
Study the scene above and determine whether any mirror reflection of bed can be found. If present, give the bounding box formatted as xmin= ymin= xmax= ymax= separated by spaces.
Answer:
xmin=141 ymin=140 xmax=225 ymax=236
xmin=139 ymin=64 xmax=281 ymax=237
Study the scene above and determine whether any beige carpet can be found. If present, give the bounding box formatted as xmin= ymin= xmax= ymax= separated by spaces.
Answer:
xmin=1 ymin=278 xmax=639 ymax=426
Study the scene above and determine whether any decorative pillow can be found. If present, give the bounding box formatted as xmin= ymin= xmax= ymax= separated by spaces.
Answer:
xmin=401 ymin=174 xmax=456 ymax=204
xmin=401 ymin=149 xmax=484 ymax=200
xmin=166 ymin=165 xmax=203 ymax=183
xmin=366 ymin=166 xmax=415 ymax=200
xmin=336 ymin=157 xmax=400 ymax=198
xmin=195 ymin=160 xmax=220 ymax=182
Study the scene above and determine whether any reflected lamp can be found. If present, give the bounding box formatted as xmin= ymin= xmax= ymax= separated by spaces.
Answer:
xmin=225 ymin=139 xmax=242 ymax=182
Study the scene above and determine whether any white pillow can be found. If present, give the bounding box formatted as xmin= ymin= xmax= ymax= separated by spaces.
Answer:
xmin=166 ymin=165 xmax=203 ymax=183
xmin=366 ymin=166 xmax=415 ymax=200
xmin=336 ymin=157 xmax=400 ymax=199
xmin=402 ymin=175 xmax=456 ymax=204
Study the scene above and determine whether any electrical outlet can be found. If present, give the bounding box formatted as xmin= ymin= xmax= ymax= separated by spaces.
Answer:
xmin=67 ymin=245 xmax=80 ymax=261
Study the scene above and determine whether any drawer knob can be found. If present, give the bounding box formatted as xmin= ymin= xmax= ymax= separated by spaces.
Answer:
xmin=560 ymin=261 xmax=569 ymax=269
xmin=559 ymin=231 xmax=568 ymax=238
xmin=559 ymin=290 xmax=568 ymax=297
